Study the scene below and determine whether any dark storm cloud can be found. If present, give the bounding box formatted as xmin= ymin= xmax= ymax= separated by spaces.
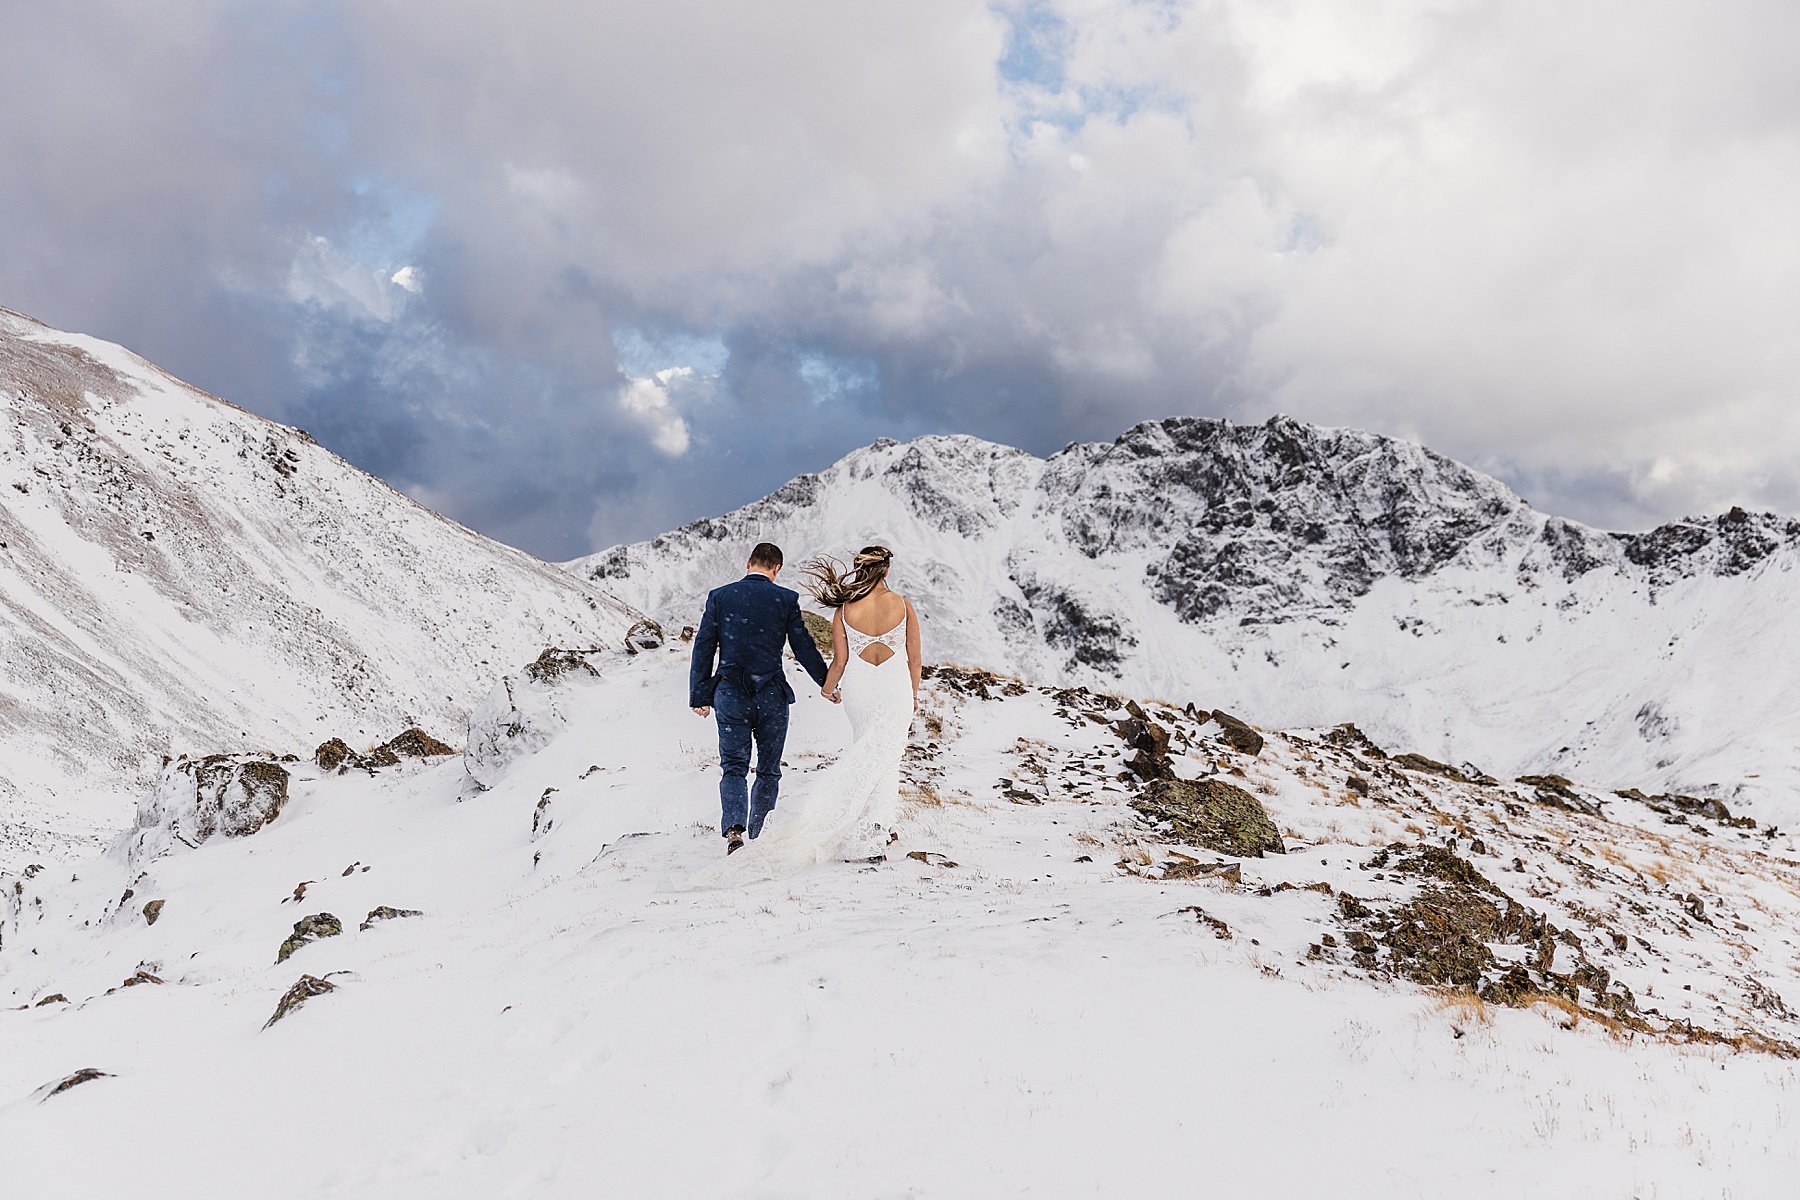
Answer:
xmin=3 ymin=0 xmax=1798 ymax=558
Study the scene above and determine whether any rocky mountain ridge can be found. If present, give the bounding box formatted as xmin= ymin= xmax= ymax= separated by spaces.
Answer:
xmin=571 ymin=417 xmax=1800 ymax=823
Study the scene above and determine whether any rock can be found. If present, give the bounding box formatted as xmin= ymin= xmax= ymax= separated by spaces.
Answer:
xmin=1346 ymin=774 xmax=1370 ymax=796
xmin=142 ymin=899 xmax=164 ymax=925
xmin=532 ymin=787 xmax=556 ymax=840
xmin=315 ymin=737 xmax=355 ymax=772
xmin=359 ymin=905 xmax=424 ymax=931
xmin=40 ymin=1068 xmax=112 ymax=1100
xmin=467 ymin=648 xmax=605 ymax=789
xmin=523 ymin=647 xmax=602 ymax=685
xmin=35 ymin=993 xmax=68 ymax=1006
xmin=680 ymin=625 xmax=697 ymax=642
xmin=362 ymin=743 xmax=402 ymax=768
xmin=118 ymin=969 xmax=162 ymax=989
xmin=264 ymin=974 xmax=336 ymax=1030
xmin=1179 ymin=905 xmax=1233 ymax=939
xmin=1324 ymin=723 xmax=1387 ymax=758
xmin=1391 ymin=752 xmax=1463 ymax=780
xmin=124 ymin=755 xmax=291 ymax=865
xmin=276 ymin=912 xmax=343 ymax=963
xmin=1209 ymin=710 xmax=1265 ymax=757
xmin=1125 ymin=748 xmax=1177 ymax=782
xmin=1131 ymin=778 xmax=1286 ymax=857
xmin=1161 ymin=858 xmax=1242 ymax=884
xmin=380 ymin=727 xmax=456 ymax=759
xmin=1518 ymin=774 xmax=1603 ymax=817
xmin=623 ymin=618 xmax=665 ymax=653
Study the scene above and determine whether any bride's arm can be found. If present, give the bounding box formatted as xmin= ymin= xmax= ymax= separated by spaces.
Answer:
xmin=821 ymin=608 xmax=848 ymax=698
xmin=904 ymin=598 xmax=922 ymax=709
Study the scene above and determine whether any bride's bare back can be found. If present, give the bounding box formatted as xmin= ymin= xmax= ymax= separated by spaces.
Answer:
xmin=841 ymin=589 xmax=908 ymax=665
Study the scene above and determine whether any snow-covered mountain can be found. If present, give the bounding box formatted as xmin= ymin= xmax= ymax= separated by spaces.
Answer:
xmin=570 ymin=419 xmax=1800 ymax=823
xmin=5 ymin=643 xmax=1796 ymax=1195
xmin=0 ymin=307 xmax=639 ymax=868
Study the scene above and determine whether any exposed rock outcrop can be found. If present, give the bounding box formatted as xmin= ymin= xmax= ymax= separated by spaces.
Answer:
xmin=1131 ymin=778 xmax=1286 ymax=858
xmin=264 ymin=974 xmax=335 ymax=1030
xmin=276 ymin=913 xmax=343 ymax=963
xmin=123 ymin=756 xmax=291 ymax=865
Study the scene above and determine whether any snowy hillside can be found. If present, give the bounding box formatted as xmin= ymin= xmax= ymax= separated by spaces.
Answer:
xmin=0 ymin=307 xmax=640 ymax=870
xmin=4 ymin=643 xmax=1797 ymax=1196
xmin=570 ymin=420 xmax=1800 ymax=824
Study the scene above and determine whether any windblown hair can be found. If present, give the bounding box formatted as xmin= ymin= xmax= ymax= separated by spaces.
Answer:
xmin=802 ymin=545 xmax=893 ymax=608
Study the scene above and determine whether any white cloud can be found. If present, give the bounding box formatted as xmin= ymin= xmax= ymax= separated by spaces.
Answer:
xmin=617 ymin=368 xmax=696 ymax=457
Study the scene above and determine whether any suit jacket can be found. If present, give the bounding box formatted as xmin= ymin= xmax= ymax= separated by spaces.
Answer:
xmin=689 ymin=574 xmax=830 ymax=708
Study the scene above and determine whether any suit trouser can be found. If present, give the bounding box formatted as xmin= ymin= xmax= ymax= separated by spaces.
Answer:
xmin=713 ymin=679 xmax=789 ymax=838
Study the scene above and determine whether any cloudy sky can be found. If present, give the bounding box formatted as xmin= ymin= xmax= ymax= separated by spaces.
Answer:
xmin=3 ymin=1 xmax=1796 ymax=558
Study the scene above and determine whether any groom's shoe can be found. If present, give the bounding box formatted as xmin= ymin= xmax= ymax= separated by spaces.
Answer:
xmin=725 ymin=825 xmax=747 ymax=855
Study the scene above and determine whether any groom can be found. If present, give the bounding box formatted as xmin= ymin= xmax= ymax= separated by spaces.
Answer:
xmin=689 ymin=542 xmax=834 ymax=854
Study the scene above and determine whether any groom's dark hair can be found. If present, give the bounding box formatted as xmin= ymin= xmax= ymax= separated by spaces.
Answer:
xmin=747 ymin=542 xmax=784 ymax=570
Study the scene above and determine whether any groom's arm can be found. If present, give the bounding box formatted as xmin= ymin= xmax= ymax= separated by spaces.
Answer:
xmin=689 ymin=592 xmax=721 ymax=709
xmin=785 ymin=595 xmax=830 ymax=688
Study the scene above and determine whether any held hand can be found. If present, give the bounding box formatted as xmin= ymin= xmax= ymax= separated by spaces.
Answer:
xmin=691 ymin=706 xmax=711 ymax=718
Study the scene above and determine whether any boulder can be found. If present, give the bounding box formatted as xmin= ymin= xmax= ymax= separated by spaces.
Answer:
xmin=380 ymin=727 xmax=456 ymax=760
xmin=276 ymin=913 xmax=343 ymax=963
xmin=623 ymin=618 xmax=665 ymax=653
xmin=467 ymin=649 xmax=605 ymax=789
xmin=123 ymin=756 xmax=291 ymax=865
xmin=264 ymin=974 xmax=335 ymax=1030
xmin=142 ymin=899 xmax=164 ymax=926
xmin=315 ymin=737 xmax=355 ymax=772
xmin=1131 ymin=778 xmax=1286 ymax=857
xmin=1208 ymin=710 xmax=1265 ymax=758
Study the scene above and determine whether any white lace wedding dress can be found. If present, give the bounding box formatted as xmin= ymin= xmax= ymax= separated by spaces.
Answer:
xmin=681 ymin=612 xmax=914 ymax=888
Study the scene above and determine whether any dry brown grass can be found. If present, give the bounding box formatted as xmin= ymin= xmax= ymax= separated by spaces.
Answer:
xmin=1433 ymin=989 xmax=1495 ymax=1027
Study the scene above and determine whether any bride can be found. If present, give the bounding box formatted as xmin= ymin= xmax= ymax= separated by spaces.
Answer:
xmin=686 ymin=545 xmax=920 ymax=885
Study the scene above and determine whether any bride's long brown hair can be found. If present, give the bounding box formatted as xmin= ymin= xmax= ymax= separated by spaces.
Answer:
xmin=802 ymin=545 xmax=893 ymax=608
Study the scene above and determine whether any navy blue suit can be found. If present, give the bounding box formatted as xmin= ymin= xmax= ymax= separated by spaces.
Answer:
xmin=689 ymin=574 xmax=830 ymax=838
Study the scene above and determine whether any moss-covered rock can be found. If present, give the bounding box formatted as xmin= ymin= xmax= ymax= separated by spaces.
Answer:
xmin=264 ymin=974 xmax=335 ymax=1030
xmin=276 ymin=912 xmax=343 ymax=963
xmin=1132 ymin=778 xmax=1286 ymax=857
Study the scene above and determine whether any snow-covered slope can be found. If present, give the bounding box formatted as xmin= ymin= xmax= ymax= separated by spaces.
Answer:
xmin=4 ymin=646 xmax=1796 ymax=1196
xmin=570 ymin=420 xmax=1800 ymax=824
xmin=0 ymin=308 xmax=639 ymax=868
